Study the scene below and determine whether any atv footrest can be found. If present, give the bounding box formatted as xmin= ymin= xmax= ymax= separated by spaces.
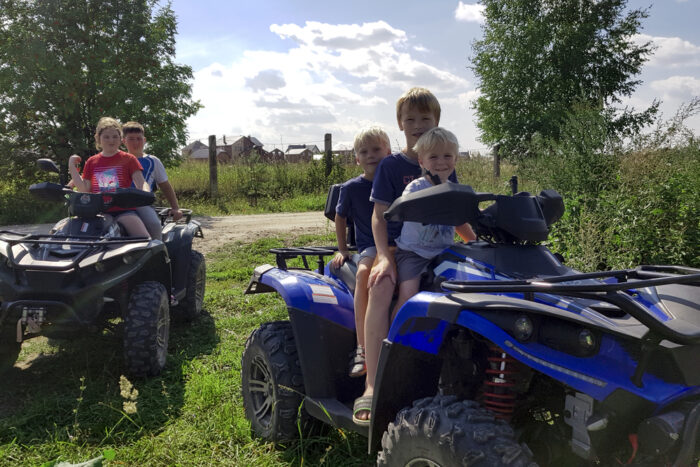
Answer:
xmin=304 ymin=396 xmax=368 ymax=436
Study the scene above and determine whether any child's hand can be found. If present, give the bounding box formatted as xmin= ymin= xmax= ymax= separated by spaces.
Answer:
xmin=368 ymin=255 xmax=396 ymax=288
xmin=170 ymin=208 xmax=183 ymax=221
xmin=69 ymin=155 xmax=82 ymax=171
xmin=331 ymin=251 xmax=350 ymax=268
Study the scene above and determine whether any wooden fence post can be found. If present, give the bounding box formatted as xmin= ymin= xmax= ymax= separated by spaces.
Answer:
xmin=208 ymin=135 xmax=218 ymax=198
xmin=324 ymin=133 xmax=332 ymax=177
xmin=493 ymin=143 xmax=501 ymax=178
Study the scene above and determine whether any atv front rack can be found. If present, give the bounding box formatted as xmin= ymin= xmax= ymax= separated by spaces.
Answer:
xmin=0 ymin=231 xmax=149 ymax=271
xmin=443 ymin=265 xmax=700 ymax=387
xmin=268 ymin=246 xmax=343 ymax=272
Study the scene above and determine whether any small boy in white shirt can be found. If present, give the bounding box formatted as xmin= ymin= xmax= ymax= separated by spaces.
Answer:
xmin=393 ymin=127 xmax=476 ymax=313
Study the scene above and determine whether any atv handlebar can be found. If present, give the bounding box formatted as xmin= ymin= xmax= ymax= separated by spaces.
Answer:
xmin=383 ymin=183 xmax=565 ymax=244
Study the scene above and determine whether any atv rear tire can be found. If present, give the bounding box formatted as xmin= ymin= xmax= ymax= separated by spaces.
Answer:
xmin=0 ymin=328 xmax=21 ymax=373
xmin=377 ymin=395 xmax=536 ymax=467
xmin=173 ymin=250 xmax=205 ymax=322
xmin=124 ymin=281 xmax=170 ymax=377
xmin=241 ymin=321 xmax=305 ymax=442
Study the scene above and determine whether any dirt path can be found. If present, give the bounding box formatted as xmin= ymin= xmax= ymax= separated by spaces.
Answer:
xmin=1 ymin=211 xmax=333 ymax=255
xmin=193 ymin=211 xmax=332 ymax=254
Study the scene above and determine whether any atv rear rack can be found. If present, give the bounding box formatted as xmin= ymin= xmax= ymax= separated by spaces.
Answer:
xmin=268 ymin=246 xmax=344 ymax=272
xmin=443 ymin=265 xmax=700 ymax=387
xmin=0 ymin=231 xmax=149 ymax=271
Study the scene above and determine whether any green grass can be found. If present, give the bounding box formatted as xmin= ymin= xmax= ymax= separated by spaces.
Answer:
xmin=0 ymin=233 xmax=374 ymax=466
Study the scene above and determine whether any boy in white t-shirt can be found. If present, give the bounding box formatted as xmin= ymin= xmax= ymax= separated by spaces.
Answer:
xmin=393 ymin=127 xmax=475 ymax=313
xmin=122 ymin=121 xmax=182 ymax=240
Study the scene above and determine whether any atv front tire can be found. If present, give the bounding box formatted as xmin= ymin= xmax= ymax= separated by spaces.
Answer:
xmin=378 ymin=395 xmax=536 ymax=466
xmin=124 ymin=282 xmax=170 ymax=377
xmin=241 ymin=321 xmax=305 ymax=442
xmin=173 ymin=250 xmax=205 ymax=322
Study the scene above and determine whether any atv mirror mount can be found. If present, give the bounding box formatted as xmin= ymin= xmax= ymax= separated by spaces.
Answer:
xmin=37 ymin=158 xmax=60 ymax=174
xmin=36 ymin=158 xmax=68 ymax=186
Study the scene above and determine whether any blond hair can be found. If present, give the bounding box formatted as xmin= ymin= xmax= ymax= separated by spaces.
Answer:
xmin=413 ymin=127 xmax=459 ymax=159
xmin=122 ymin=121 xmax=145 ymax=136
xmin=94 ymin=117 xmax=122 ymax=149
xmin=396 ymin=87 xmax=441 ymax=125
xmin=353 ymin=126 xmax=391 ymax=154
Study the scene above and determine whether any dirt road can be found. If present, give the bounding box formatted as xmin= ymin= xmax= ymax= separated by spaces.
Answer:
xmin=193 ymin=211 xmax=332 ymax=254
xmin=1 ymin=211 xmax=333 ymax=255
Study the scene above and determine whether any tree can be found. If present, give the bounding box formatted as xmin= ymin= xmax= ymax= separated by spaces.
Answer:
xmin=472 ymin=0 xmax=658 ymax=157
xmin=0 ymin=0 xmax=200 ymax=178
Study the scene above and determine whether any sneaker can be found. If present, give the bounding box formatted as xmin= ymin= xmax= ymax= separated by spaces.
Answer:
xmin=348 ymin=345 xmax=366 ymax=378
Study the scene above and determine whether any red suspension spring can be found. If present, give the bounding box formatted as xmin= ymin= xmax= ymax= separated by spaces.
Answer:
xmin=481 ymin=345 xmax=521 ymax=421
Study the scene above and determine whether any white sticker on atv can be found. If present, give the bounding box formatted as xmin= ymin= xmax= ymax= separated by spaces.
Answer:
xmin=310 ymin=284 xmax=337 ymax=304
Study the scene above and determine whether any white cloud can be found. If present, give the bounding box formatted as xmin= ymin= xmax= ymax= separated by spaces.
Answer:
xmin=186 ymin=20 xmax=477 ymax=150
xmin=650 ymin=76 xmax=700 ymax=99
xmin=455 ymin=2 xmax=485 ymax=23
xmin=270 ymin=20 xmax=406 ymax=50
xmin=633 ymin=34 xmax=700 ymax=68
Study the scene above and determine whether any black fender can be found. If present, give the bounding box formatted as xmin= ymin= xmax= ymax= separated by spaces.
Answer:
xmin=163 ymin=220 xmax=202 ymax=293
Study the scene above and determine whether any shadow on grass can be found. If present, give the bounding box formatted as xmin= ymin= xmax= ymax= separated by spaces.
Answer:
xmin=0 ymin=310 xmax=218 ymax=446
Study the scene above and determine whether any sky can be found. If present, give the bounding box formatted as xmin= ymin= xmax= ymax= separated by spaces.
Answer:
xmin=169 ymin=0 xmax=700 ymax=153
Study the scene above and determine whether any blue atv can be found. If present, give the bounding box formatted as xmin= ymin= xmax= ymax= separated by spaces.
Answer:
xmin=241 ymin=183 xmax=700 ymax=466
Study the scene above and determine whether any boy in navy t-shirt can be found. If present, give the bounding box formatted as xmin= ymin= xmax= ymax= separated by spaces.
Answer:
xmin=332 ymin=127 xmax=391 ymax=379
xmin=354 ymin=87 xmax=457 ymax=425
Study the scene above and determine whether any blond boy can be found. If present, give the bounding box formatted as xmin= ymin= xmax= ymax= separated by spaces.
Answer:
xmin=331 ymin=127 xmax=391 ymax=378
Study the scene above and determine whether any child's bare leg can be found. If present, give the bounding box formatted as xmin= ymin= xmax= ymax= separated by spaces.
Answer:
xmin=391 ymin=277 xmax=420 ymax=322
xmin=117 ymin=212 xmax=151 ymax=238
xmin=354 ymin=258 xmax=373 ymax=348
xmin=356 ymin=275 xmax=394 ymax=421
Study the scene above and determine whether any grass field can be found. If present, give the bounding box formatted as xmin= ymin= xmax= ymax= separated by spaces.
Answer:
xmin=0 ymin=233 xmax=375 ymax=466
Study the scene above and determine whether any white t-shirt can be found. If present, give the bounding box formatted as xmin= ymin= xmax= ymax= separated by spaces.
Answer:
xmin=138 ymin=154 xmax=168 ymax=191
xmin=395 ymin=177 xmax=456 ymax=259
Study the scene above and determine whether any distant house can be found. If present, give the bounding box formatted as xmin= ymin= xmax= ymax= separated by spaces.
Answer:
xmin=285 ymin=147 xmax=313 ymax=163
xmin=182 ymin=140 xmax=208 ymax=159
xmin=286 ymin=144 xmax=320 ymax=155
xmin=189 ymin=147 xmax=210 ymax=162
xmin=266 ymin=148 xmax=285 ymax=163
xmin=216 ymin=135 xmax=268 ymax=163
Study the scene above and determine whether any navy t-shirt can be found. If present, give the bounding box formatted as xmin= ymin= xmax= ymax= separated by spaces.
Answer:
xmin=336 ymin=175 xmax=374 ymax=252
xmin=370 ymin=152 xmax=458 ymax=242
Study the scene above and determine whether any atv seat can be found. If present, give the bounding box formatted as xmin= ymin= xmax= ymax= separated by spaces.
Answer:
xmin=328 ymin=254 xmax=359 ymax=295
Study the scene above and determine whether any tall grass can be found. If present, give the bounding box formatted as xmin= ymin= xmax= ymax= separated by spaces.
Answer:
xmin=0 ymin=155 xmax=516 ymax=224
xmin=164 ymin=156 xmax=518 ymax=217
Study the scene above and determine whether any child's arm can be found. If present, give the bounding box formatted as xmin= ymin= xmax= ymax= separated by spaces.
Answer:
xmin=456 ymin=223 xmax=476 ymax=243
xmin=331 ymin=214 xmax=350 ymax=267
xmin=367 ymin=202 xmax=396 ymax=288
xmin=68 ymin=155 xmax=91 ymax=192
xmin=157 ymin=180 xmax=183 ymax=221
xmin=131 ymin=171 xmax=151 ymax=192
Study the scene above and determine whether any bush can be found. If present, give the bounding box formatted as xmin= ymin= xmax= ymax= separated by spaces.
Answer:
xmin=521 ymin=104 xmax=700 ymax=270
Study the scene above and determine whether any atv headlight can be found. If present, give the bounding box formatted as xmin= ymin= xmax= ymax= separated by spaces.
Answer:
xmin=514 ymin=315 xmax=534 ymax=341
xmin=578 ymin=329 xmax=596 ymax=351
